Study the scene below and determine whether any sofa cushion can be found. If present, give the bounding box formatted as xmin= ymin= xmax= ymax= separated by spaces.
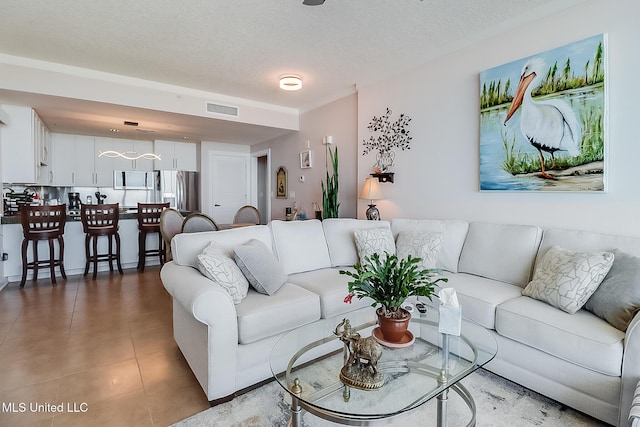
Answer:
xmin=196 ymin=242 xmax=249 ymax=304
xmin=288 ymin=268 xmax=374 ymax=319
xmin=354 ymin=227 xmax=396 ymax=263
xmin=172 ymin=225 xmax=273 ymax=267
xmin=496 ymin=296 xmax=625 ymax=376
xmin=234 ymin=239 xmax=287 ymax=296
xmin=424 ymin=272 xmax=523 ymax=329
xmin=584 ymin=249 xmax=640 ymax=331
xmin=396 ymin=231 xmax=442 ymax=269
xmin=322 ymin=219 xmax=391 ymax=267
xmin=270 ymin=220 xmax=332 ymax=274
xmin=235 ymin=283 xmax=321 ymax=344
xmin=522 ymin=246 xmax=614 ymax=314
xmin=391 ymin=219 xmax=469 ymax=273
xmin=458 ymin=222 xmax=542 ymax=286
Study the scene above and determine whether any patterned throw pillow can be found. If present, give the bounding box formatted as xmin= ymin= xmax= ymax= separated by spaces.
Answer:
xmin=354 ymin=228 xmax=396 ymax=264
xmin=197 ymin=242 xmax=249 ymax=304
xmin=396 ymin=231 xmax=443 ymax=269
xmin=522 ymin=246 xmax=614 ymax=314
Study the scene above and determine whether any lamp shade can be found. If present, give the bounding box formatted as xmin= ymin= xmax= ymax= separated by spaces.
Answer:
xmin=359 ymin=177 xmax=383 ymax=200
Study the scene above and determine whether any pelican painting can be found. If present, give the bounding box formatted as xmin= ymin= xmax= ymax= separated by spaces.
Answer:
xmin=503 ymin=58 xmax=581 ymax=179
xmin=479 ymin=34 xmax=606 ymax=191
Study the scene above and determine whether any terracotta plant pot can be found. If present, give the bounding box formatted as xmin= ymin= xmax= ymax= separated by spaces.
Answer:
xmin=377 ymin=307 xmax=411 ymax=343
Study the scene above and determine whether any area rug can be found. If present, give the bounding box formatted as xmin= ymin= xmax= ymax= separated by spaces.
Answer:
xmin=172 ymin=369 xmax=607 ymax=427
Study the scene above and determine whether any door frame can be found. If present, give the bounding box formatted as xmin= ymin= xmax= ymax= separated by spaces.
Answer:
xmin=251 ymin=148 xmax=271 ymax=223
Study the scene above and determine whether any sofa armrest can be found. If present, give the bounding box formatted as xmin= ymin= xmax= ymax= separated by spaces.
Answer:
xmin=161 ymin=261 xmax=237 ymax=328
xmin=620 ymin=312 xmax=640 ymax=426
xmin=161 ymin=262 xmax=240 ymax=401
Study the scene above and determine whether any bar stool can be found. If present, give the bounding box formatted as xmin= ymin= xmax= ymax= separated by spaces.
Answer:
xmin=81 ymin=203 xmax=123 ymax=280
xmin=20 ymin=204 xmax=67 ymax=288
xmin=137 ymin=202 xmax=169 ymax=271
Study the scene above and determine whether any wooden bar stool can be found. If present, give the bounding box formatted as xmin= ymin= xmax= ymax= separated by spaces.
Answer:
xmin=20 ymin=204 xmax=67 ymax=288
xmin=81 ymin=203 xmax=123 ymax=280
xmin=137 ymin=202 xmax=169 ymax=271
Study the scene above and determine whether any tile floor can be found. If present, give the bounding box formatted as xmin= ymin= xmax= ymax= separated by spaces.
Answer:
xmin=0 ymin=267 xmax=210 ymax=427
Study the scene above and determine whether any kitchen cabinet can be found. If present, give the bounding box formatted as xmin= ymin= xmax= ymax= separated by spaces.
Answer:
xmin=0 ymin=104 xmax=50 ymax=184
xmin=154 ymin=140 xmax=197 ymax=171
xmin=93 ymin=137 xmax=115 ymax=186
xmin=50 ymin=133 xmax=77 ymax=185
xmin=50 ymin=134 xmax=114 ymax=186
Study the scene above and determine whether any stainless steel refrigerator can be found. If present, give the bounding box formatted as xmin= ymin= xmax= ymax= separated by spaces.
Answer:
xmin=155 ymin=170 xmax=199 ymax=212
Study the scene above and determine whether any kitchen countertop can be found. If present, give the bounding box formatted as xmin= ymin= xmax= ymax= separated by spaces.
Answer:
xmin=1 ymin=210 xmax=193 ymax=225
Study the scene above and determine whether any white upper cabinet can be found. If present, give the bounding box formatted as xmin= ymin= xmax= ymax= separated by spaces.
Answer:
xmin=50 ymin=133 xmax=77 ymax=186
xmin=0 ymin=104 xmax=50 ymax=184
xmin=154 ymin=140 xmax=197 ymax=171
xmin=50 ymin=134 xmax=96 ymax=186
xmin=94 ymin=137 xmax=114 ymax=187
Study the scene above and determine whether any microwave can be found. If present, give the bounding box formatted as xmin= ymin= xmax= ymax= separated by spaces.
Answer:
xmin=113 ymin=171 xmax=154 ymax=190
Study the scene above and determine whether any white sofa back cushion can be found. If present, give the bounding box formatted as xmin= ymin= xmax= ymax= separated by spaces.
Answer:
xmin=537 ymin=228 xmax=640 ymax=268
xmin=270 ymin=220 xmax=332 ymax=274
xmin=322 ymin=219 xmax=391 ymax=267
xmin=391 ymin=219 xmax=469 ymax=273
xmin=171 ymin=225 xmax=273 ymax=267
xmin=459 ymin=222 xmax=542 ymax=286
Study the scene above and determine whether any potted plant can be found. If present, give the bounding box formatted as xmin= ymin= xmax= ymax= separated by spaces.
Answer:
xmin=321 ymin=145 xmax=339 ymax=219
xmin=340 ymin=252 xmax=447 ymax=343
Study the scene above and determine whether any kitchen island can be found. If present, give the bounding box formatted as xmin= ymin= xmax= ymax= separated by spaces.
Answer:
xmin=1 ymin=212 xmax=159 ymax=284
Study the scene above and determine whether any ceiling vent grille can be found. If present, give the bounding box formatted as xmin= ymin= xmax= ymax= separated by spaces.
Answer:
xmin=206 ymin=102 xmax=239 ymax=117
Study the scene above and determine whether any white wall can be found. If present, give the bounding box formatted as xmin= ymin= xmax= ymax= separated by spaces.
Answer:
xmin=254 ymin=94 xmax=358 ymax=220
xmin=357 ymin=0 xmax=640 ymax=237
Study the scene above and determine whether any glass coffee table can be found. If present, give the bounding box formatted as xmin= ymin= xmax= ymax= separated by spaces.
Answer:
xmin=270 ymin=310 xmax=497 ymax=426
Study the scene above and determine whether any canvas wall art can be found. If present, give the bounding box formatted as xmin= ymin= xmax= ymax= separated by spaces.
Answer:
xmin=479 ymin=34 xmax=606 ymax=191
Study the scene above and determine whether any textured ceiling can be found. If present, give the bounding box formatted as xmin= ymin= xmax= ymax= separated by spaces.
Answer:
xmin=0 ymin=0 xmax=587 ymax=143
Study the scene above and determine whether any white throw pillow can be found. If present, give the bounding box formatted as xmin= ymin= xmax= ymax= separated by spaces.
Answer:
xmin=354 ymin=228 xmax=396 ymax=264
xmin=197 ymin=241 xmax=249 ymax=304
xmin=234 ymin=239 xmax=287 ymax=296
xmin=522 ymin=246 xmax=614 ymax=314
xmin=396 ymin=231 xmax=443 ymax=269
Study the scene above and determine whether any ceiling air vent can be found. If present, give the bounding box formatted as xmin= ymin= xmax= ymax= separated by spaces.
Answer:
xmin=206 ymin=102 xmax=239 ymax=117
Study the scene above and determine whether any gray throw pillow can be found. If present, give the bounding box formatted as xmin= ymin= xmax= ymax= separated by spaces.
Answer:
xmin=234 ymin=239 xmax=287 ymax=296
xmin=584 ymin=249 xmax=640 ymax=331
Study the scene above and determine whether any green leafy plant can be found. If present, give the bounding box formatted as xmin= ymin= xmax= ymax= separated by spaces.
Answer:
xmin=340 ymin=252 xmax=448 ymax=318
xmin=321 ymin=145 xmax=339 ymax=219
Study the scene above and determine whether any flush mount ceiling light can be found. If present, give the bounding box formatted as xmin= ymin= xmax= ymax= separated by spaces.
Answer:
xmin=279 ymin=75 xmax=303 ymax=91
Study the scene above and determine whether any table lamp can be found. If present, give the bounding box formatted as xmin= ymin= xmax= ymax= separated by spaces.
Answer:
xmin=359 ymin=177 xmax=383 ymax=220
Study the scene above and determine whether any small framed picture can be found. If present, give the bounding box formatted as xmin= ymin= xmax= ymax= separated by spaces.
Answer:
xmin=300 ymin=150 xmax=312 ymax=169
xmin=276 ymin=166 xmax=287 ymax=199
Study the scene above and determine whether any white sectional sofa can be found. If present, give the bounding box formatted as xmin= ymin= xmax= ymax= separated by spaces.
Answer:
xmin=160 ymin=218 xmax=640 ymax=426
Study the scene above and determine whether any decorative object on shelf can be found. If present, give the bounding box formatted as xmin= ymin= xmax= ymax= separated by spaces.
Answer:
xmin=359 ymin=177 xmax=383 ymax=220
xmin=97 ymin=150 xmax=161 ymax=161
xmin=362 ymin=107 xmax=412 ymax=175
xmin=341 ymin=252 xmax=447 ymax=346
xmin=321 ymin=145 xmax=339 ymax=218
xmin=370 ymin=172 xmax=394 ymax=183
xmin=276 ymin=166 xmax=288 ymax=199
xmin=300 ymin=149 xmax=312 ymax=169
xmin=334 ymin=318 xmax=384 ymax=390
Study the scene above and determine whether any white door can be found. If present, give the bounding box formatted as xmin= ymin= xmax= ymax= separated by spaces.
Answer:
xmin=209 ymin=152 xmax=250 ymax=224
